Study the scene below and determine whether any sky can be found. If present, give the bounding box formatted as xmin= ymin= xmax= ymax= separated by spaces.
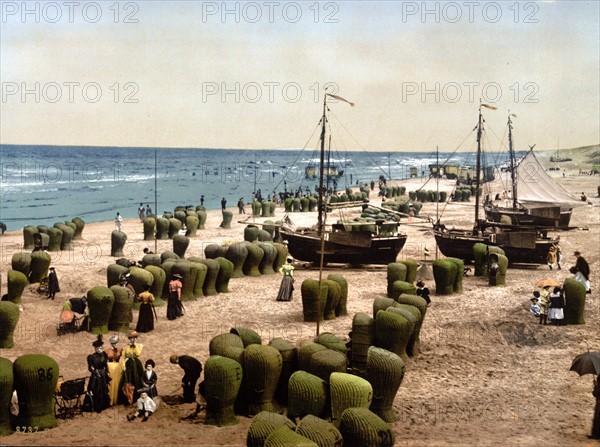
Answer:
xmin=1 ymin=0 xmax=599 ymax=152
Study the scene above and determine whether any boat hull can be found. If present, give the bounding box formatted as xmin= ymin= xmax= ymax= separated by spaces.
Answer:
xmin=280 ymin=229 xmax=407 ymax=265
xmin=434 ymin=229 xmax=554 ymax=264
xmin=484 ymin=205 xmax=572 ymax=229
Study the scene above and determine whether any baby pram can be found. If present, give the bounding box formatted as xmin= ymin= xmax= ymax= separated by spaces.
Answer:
xmin=57 ymin=297 xmax=88 ymax=335
xmin=54 ymin=376 xmax=90 ymax=419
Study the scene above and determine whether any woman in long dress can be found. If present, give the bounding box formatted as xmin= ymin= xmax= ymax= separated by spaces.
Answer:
xmin=276 ymin=257 xmax=295 ymax=301
xmin=118 ymin=331 xmax=144 ymax=405
xmin=136 ymin=285 xmax=155 ymax=333
xmin=105 ymin=335 xmax=123 ymax=406
xmin=87 ymin=335 xmax=110 ymax=412
xmin=167 ymin=274 xmax=184 ymax=320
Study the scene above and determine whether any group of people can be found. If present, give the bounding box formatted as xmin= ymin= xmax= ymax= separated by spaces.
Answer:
xmin=530 ymin=286 xmax=566 ymax=325
xmin=547 ymin=242 xmax=562 ymax=270
xmin=138 ymin=203 xmax=153 ymax=222
xmin=530 ymin=249 xmax=592 ymax=324
xmin=85 ymin=332 xmax=158 ymax=421
xmin=118 ymin=272 xmax=186 ymax=332
xmin=87 ymin=335 xmax=207 ymax=421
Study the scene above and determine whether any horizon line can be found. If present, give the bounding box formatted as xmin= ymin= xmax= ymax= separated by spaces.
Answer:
xmin=2 ymin=142 xmax=598 ymax=153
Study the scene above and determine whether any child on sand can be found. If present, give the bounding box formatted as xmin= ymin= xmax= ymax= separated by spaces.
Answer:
xmin=127 ymin=389 xmax=156 ymax=422
xmin=530 ymin=292 xmax=541 ymax=317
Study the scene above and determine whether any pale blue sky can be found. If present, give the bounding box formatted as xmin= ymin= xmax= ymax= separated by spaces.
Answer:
xmin=1 ymin=1 xmax=598 ymax=151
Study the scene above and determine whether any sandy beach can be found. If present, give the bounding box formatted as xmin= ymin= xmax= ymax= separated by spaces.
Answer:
xmin=0 ymin=149 xmax=599 ymax=447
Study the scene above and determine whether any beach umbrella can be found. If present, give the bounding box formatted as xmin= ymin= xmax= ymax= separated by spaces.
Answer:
xmin=535 ymin=279 xmax=561 ymax=288
xmin=570 ymin=351 xmax=600 ymax=376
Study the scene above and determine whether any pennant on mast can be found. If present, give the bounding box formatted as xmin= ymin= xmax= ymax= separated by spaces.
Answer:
xmin=326 ymin=93 xmax=355 ymax=107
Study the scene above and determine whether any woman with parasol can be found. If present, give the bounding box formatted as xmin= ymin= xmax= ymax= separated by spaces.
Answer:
xmin=570 ymin=351 xmax=600 ymax=438
xmin=119 ymin=331 xmax=144 ymax=405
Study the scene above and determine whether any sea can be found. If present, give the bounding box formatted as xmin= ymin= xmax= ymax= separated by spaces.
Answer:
xmin=0 ymin=144 xmax=519 ymax=231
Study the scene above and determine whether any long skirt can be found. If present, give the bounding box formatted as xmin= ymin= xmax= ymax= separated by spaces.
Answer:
xmin=548 ymin=308 xmax=564 ymax=320
xmin=276 ymin=276 xmax=294 ymax=301
xmin=136 ymin=303 xmax=154 ymax=332
xmin=107 ymin=361 xmax=123 ymax=405
xmin=88 ymin=369 xmax=110 ymax=412
xmin=166 ymin=294 xmax=184 ymax=320
xmin=118 ymin=358 xmax=144 ymax=405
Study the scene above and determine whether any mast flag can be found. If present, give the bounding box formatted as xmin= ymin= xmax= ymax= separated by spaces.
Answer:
xmin=481 ymin=103 xmax=497 ymax=110
xmin=326 ymin=93 xmax=355 ymax=107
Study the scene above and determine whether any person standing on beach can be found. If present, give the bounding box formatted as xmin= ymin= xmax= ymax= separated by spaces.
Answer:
xmin=170 ymin=354 xmax=202 ymax=403
xmin=555 ymin=241 xmax=562 ymax=270
xmin=138 ymin=203 xmax=145 ymax=222
xmin=237 ymin=197 xmax=245 ymax=214
xmin=572 ymin=251 xmax=591 ymax=293
xmin=548 ymin=286 xmax=565 ymax=325
xmin=119 ymin=332 xmax=144 ymax=405
xmin=146 ymin=204 xmax=152 ymax=217
xmin=141 ymin=359 xmax=158 ymax=399
xmin=416 ymin=280 xmax=430 ymax=305
xmin=167 ymin=274 xmax=184 ymax=320
xmin=47 ymin=266 xmax=60 ymax=300
xmin=276 ymin=257 xmax=295 ymax=301
xmin=221 ymin=197 xmax=227 ymax=210
xmin=136 ymin=285 xmax=155 ymax=333
xmin=200 ymin=195 xmax=205 ymax=206
xmin=87 ymin=335 xmax=110 ymax=413
xmin=105 ymin=335 xmax=123 ymax=406
xmin=115 ymin=212 xmax=123 ymax=231
xmin=547 ymin=245 xmax=557 ymax=270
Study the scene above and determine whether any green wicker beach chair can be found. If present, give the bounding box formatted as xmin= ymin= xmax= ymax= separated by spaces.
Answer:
xmin=338 ymin=407 xmax=395 ymax=447
xmin=0 ymin=301 xmax=20 ymax=348
xmin=13 ymin=354 xmax=59 ymax=430
xmin=366 ymin=346 xmax=405 ymax=422
xmin=329 ymin=372 xmax=373 ymax=428
xmin=204 ymin=355 xmax=244 ymax=426
xmin=247 ymin=411 xmax=296 ymax=447
xmin=287 ymin=370 xmax=330 ymax=421
xmin=0 ymin=357 xmax=14 ymax=435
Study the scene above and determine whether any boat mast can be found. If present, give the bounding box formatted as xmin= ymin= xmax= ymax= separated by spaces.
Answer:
xmin=507 ymin=113 xmax=518 ymax=209
xmin=474 ymin=103 xmax=483 ymax=228
xmin=317 ymin=94 xmax=327 ymax=235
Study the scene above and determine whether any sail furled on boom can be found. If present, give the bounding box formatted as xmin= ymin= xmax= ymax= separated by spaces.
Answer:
xmin=516 ymin=150 xmax=583 ymax=208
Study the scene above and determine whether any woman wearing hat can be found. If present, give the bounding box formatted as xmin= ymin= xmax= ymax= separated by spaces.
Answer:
xmin=118 ymin=331 xmax=144 ymax=405
xmin=416 ymin=280 xmax=431 ymax=305
xmin=105 ymin=335 xmax=123 ymax=405
xmin=47 ymin=266 xmax=60 ymax=300
xmin=87 ymin=335 xmax=110 ymax=412
xmin=573 ymin=251 xmax=591 ymax=293
xmin=276 ymin=257 xmax=295 ymax=301
xmin=167 ymin=274 xmax=184 ymax=320
xmin=135 ymin=285 xmax=156 ymax=333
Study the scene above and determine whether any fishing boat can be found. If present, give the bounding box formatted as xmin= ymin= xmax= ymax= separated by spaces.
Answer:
xmin=550 ymin=140 xmax=572 ymax=162
xmin=305 ymin=158 xmax=344 ymax=179
xmin=281 ymin=92 xmax=407 ymax=265
xmin=484 ymin=115 xmax=582 ymax=229
xmin=433 ymin=104 xmax=558 ymax=264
